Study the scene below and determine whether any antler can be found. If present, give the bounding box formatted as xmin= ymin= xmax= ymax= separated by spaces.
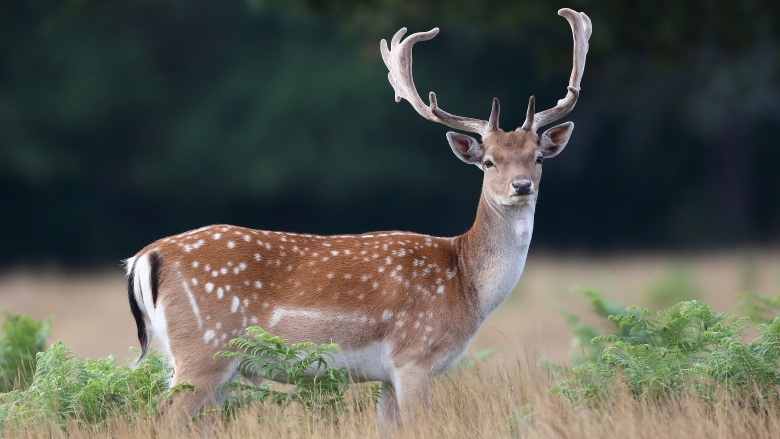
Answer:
xmin=381 ymin=28 xmax=500 ymax=136
xmin=522 ymin=8 xmax=592 ymax=132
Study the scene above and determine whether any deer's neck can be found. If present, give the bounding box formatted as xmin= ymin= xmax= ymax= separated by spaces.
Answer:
xmin=457 ymin=194 xmax=535 ymax=320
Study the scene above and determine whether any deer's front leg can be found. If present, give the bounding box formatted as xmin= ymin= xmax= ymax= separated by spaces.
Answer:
xmin=377 ymin=381 xmax=399 ymax=426
xmin=379 ymin=364 xmax=432 ymax=422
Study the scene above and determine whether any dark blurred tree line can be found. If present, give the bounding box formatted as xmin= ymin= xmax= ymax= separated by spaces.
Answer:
xmin=0 ymin=0 xmax=778 ymax=267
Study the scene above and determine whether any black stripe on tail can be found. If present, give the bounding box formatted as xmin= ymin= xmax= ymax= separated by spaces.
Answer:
xmin=127 ymin=261 xmax=149 ymax=363
xmin=150 ymin=252 xmax=162 ymax=305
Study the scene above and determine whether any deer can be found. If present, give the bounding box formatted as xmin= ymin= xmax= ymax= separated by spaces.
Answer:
xmin=124 ymin=8 xmax=591 ymax=426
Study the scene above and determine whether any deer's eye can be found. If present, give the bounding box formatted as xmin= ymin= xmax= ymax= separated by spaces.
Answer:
xmin=535 ymin=156 xmax=544 ymax=165
xmin=484 ymin=160 xmax=494 ymax=168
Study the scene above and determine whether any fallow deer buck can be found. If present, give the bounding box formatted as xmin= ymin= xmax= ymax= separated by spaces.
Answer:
xmin=125 ymin=8 xmax=591 ymax=424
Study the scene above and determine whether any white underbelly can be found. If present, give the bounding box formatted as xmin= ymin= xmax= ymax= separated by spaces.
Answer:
xmin=325 ymin=341 xmax=393 ymax=382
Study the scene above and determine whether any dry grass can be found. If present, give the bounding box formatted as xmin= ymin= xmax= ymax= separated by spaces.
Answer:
xmin=4 ymin=358 xmax=780 ymax=438
xmin=1 ymin=251 xmax=779 ymax=437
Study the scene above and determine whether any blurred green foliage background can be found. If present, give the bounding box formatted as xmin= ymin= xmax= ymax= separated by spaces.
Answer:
xmin=1 ymin=0 xmax=779 ymax=267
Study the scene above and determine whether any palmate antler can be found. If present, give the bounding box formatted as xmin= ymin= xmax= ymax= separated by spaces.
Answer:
xmin=380 ymin=28 xmax=500 ymax=137
xmin=381 ymin=8 xmax=591 ymax=135
xmin=525 ymin=8 xmax=592 ymax=132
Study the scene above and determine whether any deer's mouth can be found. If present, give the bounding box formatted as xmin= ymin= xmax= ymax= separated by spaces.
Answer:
xmin=503 ymin=194 xmax=535 ymax=206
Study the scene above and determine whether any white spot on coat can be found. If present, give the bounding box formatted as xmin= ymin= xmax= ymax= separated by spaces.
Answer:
xmin=382 ymin=310 xmax=393 ymax=321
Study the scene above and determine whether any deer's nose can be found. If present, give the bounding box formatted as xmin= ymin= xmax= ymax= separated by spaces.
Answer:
xmin=511 ymin=179 xmax=533 ymax=195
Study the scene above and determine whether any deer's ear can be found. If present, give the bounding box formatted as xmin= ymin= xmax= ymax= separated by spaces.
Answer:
xmin=446 ymin=132 xmax=483 ymax=165
xmin=539 ymin=122 xmax=574 ymax=158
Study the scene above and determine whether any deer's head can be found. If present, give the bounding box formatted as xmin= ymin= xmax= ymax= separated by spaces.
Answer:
xmin=381 ymin=8 xmax=591 ymax=209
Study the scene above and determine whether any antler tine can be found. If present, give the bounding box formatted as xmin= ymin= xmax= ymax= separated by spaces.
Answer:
xmin=520 ymin=96 xmax=535 ymax=131
xmin=532 ymin=8 xmax=591 ymax=131
xmin=487 ymin=98 xmax=500 ymax=132
xmin=381 ymin=28 xmax=495 ymax=136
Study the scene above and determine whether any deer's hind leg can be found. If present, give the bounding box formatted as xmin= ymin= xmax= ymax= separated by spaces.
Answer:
xmin=155 ymin=299 xmax=239 ymax=423
xmin=161 ymin=353 xmax=239 ymax=424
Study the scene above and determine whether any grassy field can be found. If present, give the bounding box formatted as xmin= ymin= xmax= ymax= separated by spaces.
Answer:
xmin=3 ymin=357 xmax=779 ymax=438
xmin=1 ymin=251 xmax=779 ymax=437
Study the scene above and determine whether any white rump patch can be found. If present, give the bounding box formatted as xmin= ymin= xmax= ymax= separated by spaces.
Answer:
xmin=151 ymin=303 xmax=173 ymax=360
